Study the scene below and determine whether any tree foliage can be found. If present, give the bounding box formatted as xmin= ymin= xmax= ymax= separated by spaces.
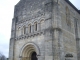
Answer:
xmin=0 ymin=53 xmax=6 ymax=60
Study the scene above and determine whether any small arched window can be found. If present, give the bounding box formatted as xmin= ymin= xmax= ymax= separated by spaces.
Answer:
xmin=66 ymin=6 xmax=71 ymax=27
xmin=28 ymin=24 xmax=31 ymax=33
xmin=34 ymin=22 xmax=37 ymax=31
xmin=23 ymin=26 xmax=26 ymax=34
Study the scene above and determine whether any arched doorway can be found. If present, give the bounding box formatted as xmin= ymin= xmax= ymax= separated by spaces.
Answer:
xmin=31 ymin=52 xmax=37 ymax=60
xmin=20 ymin=43 xmax=40 ymax=60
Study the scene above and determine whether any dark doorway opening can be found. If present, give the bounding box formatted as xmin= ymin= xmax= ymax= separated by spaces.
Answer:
xmin=31 ymin=52 xmax=37 ymax=60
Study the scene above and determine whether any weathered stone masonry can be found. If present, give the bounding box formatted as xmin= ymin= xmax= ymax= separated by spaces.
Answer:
xmin=9 ymin=0 xmax=80 ymax=60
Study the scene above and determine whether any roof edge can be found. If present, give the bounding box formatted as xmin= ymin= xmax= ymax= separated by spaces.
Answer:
xmin=65 ymin=0 xmax=80 ymax=14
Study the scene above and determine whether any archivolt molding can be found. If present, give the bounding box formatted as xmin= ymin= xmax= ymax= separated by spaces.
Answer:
xmin=19 ymin=42 xmax=41 ymax=58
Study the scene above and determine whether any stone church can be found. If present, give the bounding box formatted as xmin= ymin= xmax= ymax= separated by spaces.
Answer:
xmin=9 ymin=0 xmax=80 ymax=60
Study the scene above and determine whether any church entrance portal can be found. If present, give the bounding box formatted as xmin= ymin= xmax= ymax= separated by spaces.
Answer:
xmin=20 ymin=43 xmax=40 ymax=60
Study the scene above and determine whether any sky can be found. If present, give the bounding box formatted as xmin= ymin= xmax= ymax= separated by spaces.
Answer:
xmin=0 ymin=0 xmax=80 ymax=58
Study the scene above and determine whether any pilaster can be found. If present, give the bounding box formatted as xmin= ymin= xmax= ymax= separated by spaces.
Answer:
xmin=76 ymin=38 xmax=80 ymax=60
xmin=9 ymin=38 xmax=15 ymax=60
xmin=26 ymin=27 xmax=28 ymax=34
xmin=31 ymin=25 xmax=34 ymax=33
xmin=44 ymin=1 xmax=53 ymax=60
xmin=9 ymin=18 xmax=16 ymax=60
xmin=74 ymin=18 xmax=80 ymax=60
xmin=51 ymin=1 xmax=65 ymax=60
xmin=37 ymin=23 xmax=41 ymax=32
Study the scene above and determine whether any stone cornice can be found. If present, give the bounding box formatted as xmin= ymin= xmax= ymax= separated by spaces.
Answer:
xmin=44 ymin=27 xmax=62 ymax=34
xmin=15 ymin=31 xmax=44 ymax=41
xmin=52 ymin=27 xmax=62 ymax=32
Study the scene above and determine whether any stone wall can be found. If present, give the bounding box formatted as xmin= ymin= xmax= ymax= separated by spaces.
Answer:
xmin=9 ymin=0 xmax=80 ymax=60
xmin=59 ymin=0 xmax=80 ymax=60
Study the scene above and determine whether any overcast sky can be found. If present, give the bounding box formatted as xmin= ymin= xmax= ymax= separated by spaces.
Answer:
xmin=0 ymin=0 xmax=80 ymax=58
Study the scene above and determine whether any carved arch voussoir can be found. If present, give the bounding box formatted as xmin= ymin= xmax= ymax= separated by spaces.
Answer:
xmin=19 ymin=42 xmax=41 ymax=58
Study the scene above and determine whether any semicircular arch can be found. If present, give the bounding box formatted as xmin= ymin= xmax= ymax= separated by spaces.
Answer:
xmin=19 ymin=42 xmax=41 ymax=58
